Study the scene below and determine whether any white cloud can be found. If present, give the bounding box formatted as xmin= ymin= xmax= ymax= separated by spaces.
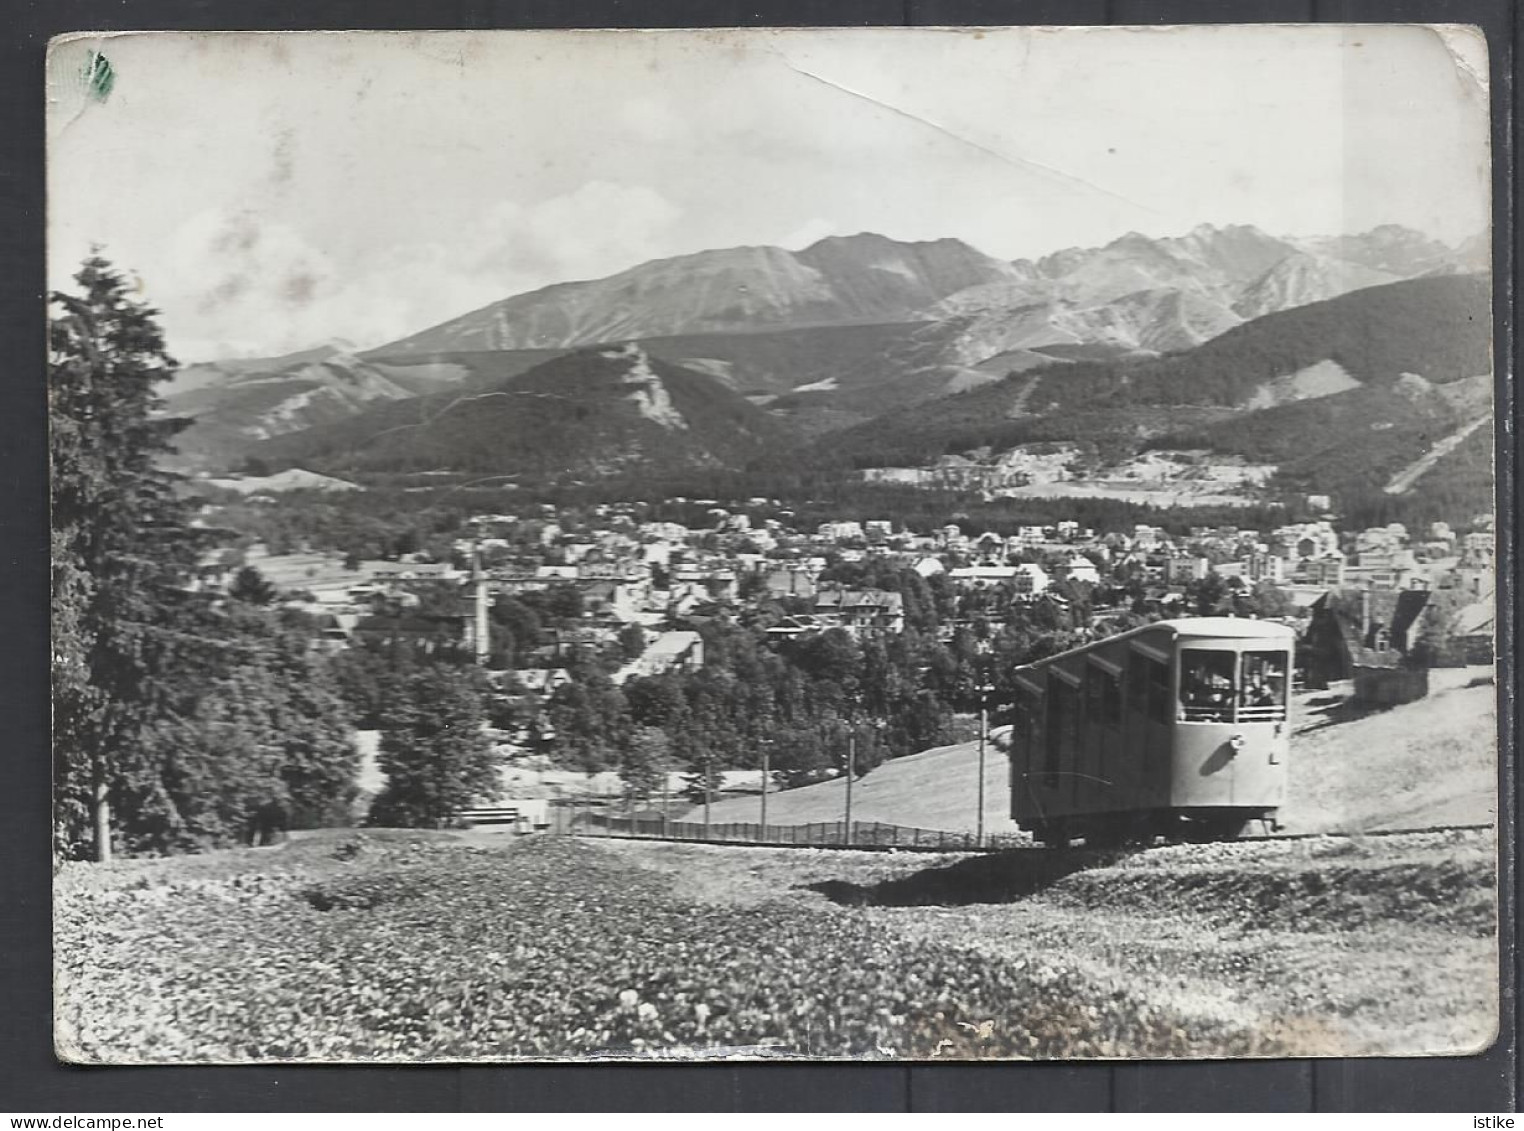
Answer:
xmin=138 ymin=182 xmax=686 ymax=359
xmin=467 ymin=180 xmax=685 ymax=288
xmin=778 ymin=218 xmax=839 ymax=250
xmin=133 ymin=209 xmax=338 ymax=359
xmin=47 ymin=29 xmax=1488 ymax=360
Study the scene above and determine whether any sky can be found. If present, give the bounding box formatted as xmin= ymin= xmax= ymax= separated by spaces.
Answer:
xmin=47 ymin=25 xmax=1491 ymax=361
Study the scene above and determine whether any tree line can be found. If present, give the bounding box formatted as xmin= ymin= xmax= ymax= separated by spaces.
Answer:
xmin=51 ymin=258 xmax=380 ymax=859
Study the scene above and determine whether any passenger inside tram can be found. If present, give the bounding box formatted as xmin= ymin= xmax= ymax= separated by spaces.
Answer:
xmin=1242 ymin=675 xmax=1277 ymax=709
xmin=1180 ymin=650 xmax=1235 ymax=720
xmin=1238 ymin=651 xmax=1289 ymax=715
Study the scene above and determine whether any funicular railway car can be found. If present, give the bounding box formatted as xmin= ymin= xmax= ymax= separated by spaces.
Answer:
xmin=1008 ymin=617 xmax=1295 ymax=846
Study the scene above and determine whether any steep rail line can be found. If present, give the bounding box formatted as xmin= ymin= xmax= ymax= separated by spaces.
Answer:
xmin=568 ymin=821 xmax=1495 ymax=855
xmin=1243 ymin=821 xmax=1494 ymax=844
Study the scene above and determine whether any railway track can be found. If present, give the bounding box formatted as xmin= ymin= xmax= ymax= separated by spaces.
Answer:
xmin=1241 ymin=821 xmax=1494 ymax=843
xmin=572 ymin=820 xmax=1495 ymax=855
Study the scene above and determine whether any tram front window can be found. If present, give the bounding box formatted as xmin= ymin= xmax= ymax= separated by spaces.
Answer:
xmin=1179 ymin=649 xmax=1236 ymax=721
xmin=1239 ymin=651 xmax=1289 ymax=720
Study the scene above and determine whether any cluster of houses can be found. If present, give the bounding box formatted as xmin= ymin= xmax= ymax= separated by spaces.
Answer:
xmin=200 ymin=498 xmax=1496 ymax=721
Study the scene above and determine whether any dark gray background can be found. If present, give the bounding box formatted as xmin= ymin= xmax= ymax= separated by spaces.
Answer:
xmin=3 ymin=0 xmax=1515 ymax=1112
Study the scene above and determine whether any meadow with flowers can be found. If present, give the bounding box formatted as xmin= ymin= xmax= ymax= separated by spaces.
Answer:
xmin=54 ymin=828 xmax=1494 ymax=1062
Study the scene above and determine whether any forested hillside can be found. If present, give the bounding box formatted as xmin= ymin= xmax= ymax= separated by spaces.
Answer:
xmin=824 ymin=275 xmax=1491 ymax=468
xmin=259 ymin=343 xmax=790 ymax=478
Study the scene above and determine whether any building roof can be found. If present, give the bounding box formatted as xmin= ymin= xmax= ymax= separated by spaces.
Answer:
xmin=1388 ymin=589 xmax=1432 ymax=641
xmin=813 ymin=588 xmax=904 ymax=612
xmin=948 ymin=566 xmax=1017 ymax=579
xmin=1307 ymin=587 xmax=1433 ymax=661
xmin=764 ymin=615 xmax=821 ymax=636
xmin=615 ymin=630 xmax=704 ymax=683
xmin=1451 ymin=596 xmax=1496 ymax=637
xmin=352 ymin=611 xmax=466 ymax=636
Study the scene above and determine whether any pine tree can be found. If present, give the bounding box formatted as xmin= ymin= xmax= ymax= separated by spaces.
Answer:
xmin=262 ymin=630 xmax=362 ymax=829
xmin=619 ymin=725 xmax=669 ymax=809
xmin=150 ymin=664 xmax=291 ymax=850
xmin=50 ymin=255 xmax=206 ymax=860
xmin=51 ymin=256 xmax=363 ymax=858
xmin=228 ymin=565 xmax=278 ymax=605
xmin=368 ymin=667 xmax=499 ymax=828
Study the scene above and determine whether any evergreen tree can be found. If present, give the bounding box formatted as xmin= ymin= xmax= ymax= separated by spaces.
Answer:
xmin=617 ymin=622 xmax=647 ymax=663
xmin=368 ymin=667 xmax=498 ymax=828
xmin=50 ymin=255 xmax=207 ymax=860
xmin=228 ymin=565 xmax=278 ymax=605
xmin=263 ymin=633 xmax=362 ymax=829
xmin=52 ymin=255 xmax=369 ymax=857
xmin=1245 ymin=580 xmax=1294 ymax=619
xmin=619 ymin=725 xmax=669 ymax=808
xmin=1187 ymin=573 xmax=1230 ymax=617
xmin=769 ymin=723 xmax=833 ymax=788
xmin=150 ymin=664 xmax=290 ymax=850
xmin=545 ymin=675 xmax=630 ymax=773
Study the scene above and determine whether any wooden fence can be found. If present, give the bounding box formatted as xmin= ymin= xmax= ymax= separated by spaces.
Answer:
xmin=566 ymin=810 xmax=1022 ymax=852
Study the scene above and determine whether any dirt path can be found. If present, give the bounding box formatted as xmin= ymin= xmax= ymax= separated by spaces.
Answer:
xmin=1384 ymin=413 xmax=1490 ymax=495
xmin=1005 ymin=373 xmax=1042 ymax=417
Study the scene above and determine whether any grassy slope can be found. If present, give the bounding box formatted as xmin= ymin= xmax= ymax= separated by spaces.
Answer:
xmin=697 ymin=738 xmax=1019 ymax=836
xmin=59 ymin=833 xmax=1289 ymax=1061
xmin=699 ymin=669 xmax=1498 ymax=835
xmin=1286 ymin=667 xmax=1498 ymax=833
xmin=615 ymin=831 xmax=1497 ymax=1057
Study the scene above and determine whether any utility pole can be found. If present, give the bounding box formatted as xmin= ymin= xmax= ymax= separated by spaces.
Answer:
xmin=976 ymin=687 xmax=988 ymax=849
xmin=660 ymin=759 xmax=670 ymax=838
xmin=92 ymin=762 xmax=111 ymax=864
xmin=759 ymin=738 xmax=770 ymax=831
xmin=976 ymin=639 xmax=994 ymax=849
xmin=703 ymin=750 xmax=712 ymax=840
xmin=845 ymin=726 xmax=855 ymax=844
xmin=470 ymin=546 xmax=490 ymax=665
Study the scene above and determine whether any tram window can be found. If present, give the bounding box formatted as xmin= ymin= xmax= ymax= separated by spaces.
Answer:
xmin=1090 ymin=663 xmax=1122 ymax=727
xmin=1147 ymin=658 xmax=1172 ymax=724
xmin=1102 ymin=672 xmax=1122 ymax=726
xmin=1043 ymin=680 xmax=1064 ymax=786
xmin=1085 ymin=665 xmax=1105 ymax=721
xmin=1064 ymin=683 xmax=1082 ymax=754
xmin=1179 ymin=649 xmax=1236 ymax=722
xmin=1127 ymin=657 xmax=1148 ymax=716
xmin=1239 ymin=651 xmax=1289 ymax=720
xmin=1015 ymin=689 xmax=1041 ymax=759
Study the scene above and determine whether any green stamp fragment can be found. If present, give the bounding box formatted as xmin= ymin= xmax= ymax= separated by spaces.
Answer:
xmin=84 ymin=51 xmax=114 ymax=102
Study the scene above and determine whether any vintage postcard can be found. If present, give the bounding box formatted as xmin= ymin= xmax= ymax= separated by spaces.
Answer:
xmin=48 ymin=25 xmax=1499 ymax=1062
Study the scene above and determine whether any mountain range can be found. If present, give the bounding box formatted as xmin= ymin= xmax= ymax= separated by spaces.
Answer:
xmin=256 ymin=342 xmax=788 ymax=479
xmin=376 ymin=234 xmax=1023 ymax=354
xmin=167 ymin=222 xmax=1491 ymax=514
xmin=818 ymin=274 xmax=1493 ymax=516
xmin=164 ymin=348 xmax=473 ymax=465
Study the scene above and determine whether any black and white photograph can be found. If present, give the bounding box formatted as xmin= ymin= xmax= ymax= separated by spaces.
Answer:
xmin=48 ymin=25 xmax=1500 ymax=1064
